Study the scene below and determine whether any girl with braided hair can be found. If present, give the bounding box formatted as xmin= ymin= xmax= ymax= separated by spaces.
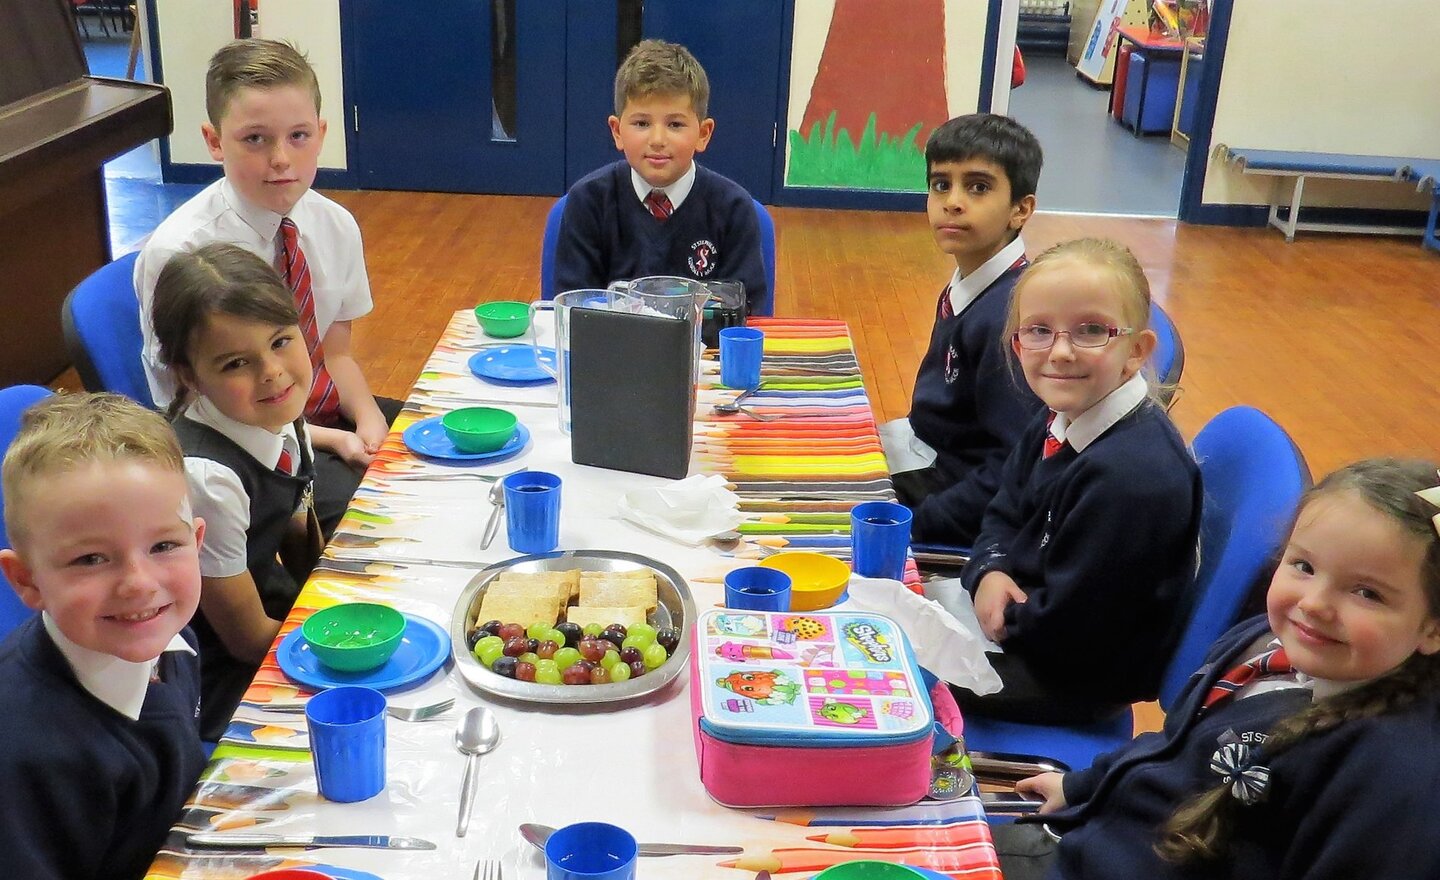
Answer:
xmin=991 ymin=458 xmax=1440 ymax=880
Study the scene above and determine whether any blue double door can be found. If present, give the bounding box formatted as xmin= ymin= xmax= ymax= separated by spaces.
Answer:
xmin=341 ymin=0 xmax=782 ymax=200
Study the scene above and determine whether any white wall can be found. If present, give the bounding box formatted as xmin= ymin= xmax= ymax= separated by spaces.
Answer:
xmin=1201 ymin=0 xmax=1440 ymax=210
xmin=154 ymin=0 xmax=348 ymax=170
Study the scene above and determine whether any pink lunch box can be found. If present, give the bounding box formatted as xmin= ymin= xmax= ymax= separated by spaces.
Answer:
xmin=689 ymin=608 xmax=963 ymax=807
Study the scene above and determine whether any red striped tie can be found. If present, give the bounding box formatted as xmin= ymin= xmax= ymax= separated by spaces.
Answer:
xmin=1042 ymin=414 xmax=1065 ymax=459
xmin=1202 ymin=645 xmax=1292 ymax=711
xmin=936 ymin=284 xmax=954 ymax=320
xmin=644 ymin=189 xmax=673 ymax=221
xmin=276 ymin=448 xmax=295 ymax=476
xmin=279 ymin=219 xmax=342 ymax=425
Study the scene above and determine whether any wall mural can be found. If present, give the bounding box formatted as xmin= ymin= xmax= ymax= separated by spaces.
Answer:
xmin=786 ymin=0 xmax=979 ymax=193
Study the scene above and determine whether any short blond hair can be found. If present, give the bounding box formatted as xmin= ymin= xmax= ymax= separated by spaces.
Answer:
xmin=205 ymin=38 xmax=321 ymax=128
xmin=2 ymin=393 xmax=184 ymax=548
xmin=613 ymin=39 xmax=709 ymax=118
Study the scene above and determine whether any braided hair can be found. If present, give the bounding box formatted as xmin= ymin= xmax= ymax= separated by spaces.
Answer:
xmin=1158 ymin=457 xmax=1440 ymax=863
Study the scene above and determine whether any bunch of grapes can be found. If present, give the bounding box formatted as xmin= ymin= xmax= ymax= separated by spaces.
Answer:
xmin=467 ymin=619 xmax=681 ymax=685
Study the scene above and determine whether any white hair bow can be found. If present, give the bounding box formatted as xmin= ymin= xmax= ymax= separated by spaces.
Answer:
xmin=1418 ymin=474 xmax=1440 ymax=538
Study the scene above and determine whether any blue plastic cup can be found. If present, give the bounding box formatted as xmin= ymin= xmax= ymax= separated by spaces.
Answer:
xmin=545 ymin=821 xmax=638 ymax=880
xmin=719 ymin=326 xmax=764 ymax=390
xmin=504 ymin=470 xmax=562 ymax=553
xmin=724 ymin=566 xmax=793 ymax=611
xmin=850 ymin=500 xmax=913 ymax=581
xmin=305 ymin=685 xmax=387 ymax=803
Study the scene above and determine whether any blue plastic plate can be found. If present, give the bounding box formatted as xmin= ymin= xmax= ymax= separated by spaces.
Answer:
xmin=402 ymin=416 xmax=529 ymax=462
xmin=468 ymin=346 xmax=557 ymax=383
xmin=277 ymin=614 xmax=449 ymax=693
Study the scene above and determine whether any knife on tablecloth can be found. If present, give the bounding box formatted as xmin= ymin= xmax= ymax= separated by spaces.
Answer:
xmin=187 ymin=831 xmax=436 ymax=851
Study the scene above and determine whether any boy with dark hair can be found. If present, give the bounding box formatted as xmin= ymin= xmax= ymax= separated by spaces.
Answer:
xmin=135 ymin=38 xmax=401 ymax=538
xmin=0 ymin=393 xmax=206 ymax=880
xmin=553 ymin=39 xmax=769 ymax=314
xmin=883 ymin=113 xmax=1047 ymax=548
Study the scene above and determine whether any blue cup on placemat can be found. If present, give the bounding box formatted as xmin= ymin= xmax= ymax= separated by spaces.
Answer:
xmin=305 ymin=685 xmax=387 ymax=802
xmin=724 ymin=565 xmax=792 ymax=611
xmin=545 ymin=821 xmax=638 ymax=880
xmin=851 ymin=500 xmax=913 ymax=582
xmin=719 ymin=326 xmax=764 ymax=390
xmin=504 ymin=470 xmax=562 ymax=553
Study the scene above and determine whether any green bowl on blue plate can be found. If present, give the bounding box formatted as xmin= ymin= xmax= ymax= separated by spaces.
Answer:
xmin=301 ymin=603 xmax=407 ymax=673
xmin=441 ymin=406 xmax=518 ymax=453
xmin=474 ymin=300 xmax=532 ymax=338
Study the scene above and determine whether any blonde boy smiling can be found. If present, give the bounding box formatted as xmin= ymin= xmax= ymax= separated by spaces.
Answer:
xmin=0 ymin=393 xmax=206 ymax=880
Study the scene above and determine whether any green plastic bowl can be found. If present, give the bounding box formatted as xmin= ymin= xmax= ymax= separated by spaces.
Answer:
xmin=813 ymin=863 xmax=930 ymax=880
xmin=474 ymin=300 xmax=532 ymax=338
xmin=301 ymin=603 xmax=407 ymax=673
xmin=441 ymin=406 xmax=518 ymax=454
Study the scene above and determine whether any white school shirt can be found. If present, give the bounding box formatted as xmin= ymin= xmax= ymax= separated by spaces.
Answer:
xmin=134 ymin=178 xmax=374 ymax=407
xmin=629 ymin=161 xmax=698 ymax=212
xmin=882 ymin=236 xmax=1030 ymax=473
xmin=181 ymin=397 xmax=312 ymax=579
xmin=42 ymin=613 xmax=194 ymax=721
xmin=1048 ymin=371 xmax=1150 ymax=453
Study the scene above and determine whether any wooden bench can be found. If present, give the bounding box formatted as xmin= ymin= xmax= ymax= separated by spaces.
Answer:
xmin=1212 ymin=145 xmax=1440 ymax=252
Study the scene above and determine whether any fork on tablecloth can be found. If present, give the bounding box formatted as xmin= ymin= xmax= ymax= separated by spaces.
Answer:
xmin=473 ymin=858 xmax=502 ymax=880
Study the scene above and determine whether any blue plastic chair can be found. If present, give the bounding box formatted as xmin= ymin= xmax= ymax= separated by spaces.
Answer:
xmin=540 ymin=194 xmax=777 ymax=315
xmin=60 ymin=251 xmax=155 ymax=409
xmin=966 ymin=405 xmax=1311 ymax=776
xmin=0 ymin=385 xmax=55 ymax=637
xmin=1149 ymin=301 xmax=1184 ymax=407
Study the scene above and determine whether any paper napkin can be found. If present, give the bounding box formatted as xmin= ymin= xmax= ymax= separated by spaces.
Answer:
xmin=617 ymin=474 xmax=743 ymax=546
xmin=842 ymin=576 xmax=1002 ymax=695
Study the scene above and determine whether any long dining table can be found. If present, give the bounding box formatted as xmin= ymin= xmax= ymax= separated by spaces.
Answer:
xmin=143 ymin=310 xmax=1004 ymax=880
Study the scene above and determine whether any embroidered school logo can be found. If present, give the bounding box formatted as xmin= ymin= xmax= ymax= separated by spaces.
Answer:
xmin=943 ymin=345 xmax=960 ymax=384
xmin=688 ymin=239 xmax=719 ymax=277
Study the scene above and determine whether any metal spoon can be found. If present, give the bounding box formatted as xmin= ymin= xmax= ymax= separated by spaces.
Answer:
xmin=479 ymin=476 xmax=508 ymax=550
xmin=711 ymin=387 xmax=760 ymax=415
xmin=517 ymin=823 xmax=742 ymax=857
xmin=455 ymin=706 xmax=501 ymax=837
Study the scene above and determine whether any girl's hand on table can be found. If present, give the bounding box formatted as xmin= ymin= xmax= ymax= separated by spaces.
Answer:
xmin=975 ymin=571 xmax=1026 ymax=642
xmin=1016 ymin=771 xmax=1067 ymax=814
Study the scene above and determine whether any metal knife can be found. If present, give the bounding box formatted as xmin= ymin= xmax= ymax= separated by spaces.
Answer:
xmin=187 ymin=831 xmax=436 ymax=851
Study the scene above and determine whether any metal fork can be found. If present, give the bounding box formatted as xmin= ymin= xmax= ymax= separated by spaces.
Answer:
xmin=473 ymin=858 xmax=502 ymax=880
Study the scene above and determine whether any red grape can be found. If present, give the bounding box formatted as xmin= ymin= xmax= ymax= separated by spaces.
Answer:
xmin=628 ymin=659 xmax=647 ymax=678
xmin=536 ymin=640 xmax=559 ymax=660
xmin=620 ymin=646 xmax=643 ymax=665
xmin=589 ymin=666 xmax=611 ymax=685
xmin=515 ymin=661 xmax=537 ymax=682
xmin=502 ymin=636 xmax=529 ymax=657
xmin=579 ymin=639 xmax=608 ymax=662
xmin=497 ymin=622 xmax=525 ymax=641
xmin=562 ymin=664 xmax=591 ymax=685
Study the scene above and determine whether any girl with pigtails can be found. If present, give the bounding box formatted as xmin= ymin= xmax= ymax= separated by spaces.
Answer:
xmin=993 ymin=458 xmax=1440 ymax=880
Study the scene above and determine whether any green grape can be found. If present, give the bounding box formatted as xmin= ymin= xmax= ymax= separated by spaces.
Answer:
xmin=552 ymin=647 xmax=582 ymax=670
xmin=582 ymin=622 xmax=603 ymax=637
xmin=621 ymin=633 xmax=654 ymax=653
xmin=526 ymin=621 xmax=552 ymax=642
xmin=642 ymin=642 xmax=668 ymax=670
xmin=518 ymin=652 xmax=540 ymax=666
xmin=608 ymin=661 xmax=632 ymax=682
xmin=627 ymin=622 xmax=657 ymax=645
xmin=600 ymin=648 xmax=623 ymax=670
xmin=473 ymin=635 xmax=505 ymax=668
xmin=535 ymin=658 xmax=559 ymax=675
xmin=534 ymin=665 xmax=563 ymax=685
xmin=542 ymin=628 xmax=567 ymax=648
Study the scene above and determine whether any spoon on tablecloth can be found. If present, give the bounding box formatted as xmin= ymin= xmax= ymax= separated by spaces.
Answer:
xmin=455 ymin=706 xmax=501 ymax=837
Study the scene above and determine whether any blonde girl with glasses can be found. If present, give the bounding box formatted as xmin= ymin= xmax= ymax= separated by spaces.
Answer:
xmin=951 ymin=238 xmax=1202 ymax=725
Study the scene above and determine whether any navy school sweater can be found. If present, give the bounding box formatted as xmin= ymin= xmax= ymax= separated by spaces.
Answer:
xmin=0 ymin=618 xmax=205 ymax=880
xmin=906 ymin=264 xmax=1044 ymax=546
xmin=961 ymin=400 xmax=1201 ymax=706
xmin=1046 ymin=615 xmax=1440 ymax=880
xmin=553 ymin=160 xmax=768 ymax=314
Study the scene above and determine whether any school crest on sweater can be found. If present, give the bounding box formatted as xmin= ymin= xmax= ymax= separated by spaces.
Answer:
xmin=688 ymin=239 xmax=719 ymax=277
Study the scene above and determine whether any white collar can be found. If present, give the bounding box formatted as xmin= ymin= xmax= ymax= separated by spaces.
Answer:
xmin=946 ymin=235 xmax=1027 ymax=316
xmin=630 ymin=161 xmax=698 ymax=212
xmin=184 ymin=396 xmax=297 ymax=472
xmin=42 ymin=613 xmax=193 ymax=721
xmin=1050 ymin=372 xmax=1148 ymax=453
xmin=220 ymin=178 xmax=285 ymax=245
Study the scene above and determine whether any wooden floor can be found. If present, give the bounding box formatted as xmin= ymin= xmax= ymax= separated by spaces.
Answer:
xmin=333 ymin=190 xmax=1440 ymax=477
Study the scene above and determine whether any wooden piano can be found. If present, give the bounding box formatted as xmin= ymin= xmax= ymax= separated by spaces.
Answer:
xmin=0 ymin=0 xmax=171 ymax=386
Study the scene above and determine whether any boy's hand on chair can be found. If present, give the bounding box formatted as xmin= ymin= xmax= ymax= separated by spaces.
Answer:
xmin=975 ymin=571 xmax=1027 ymax=642
xmin=1016 ymin=771 xmax=1067 ymax=814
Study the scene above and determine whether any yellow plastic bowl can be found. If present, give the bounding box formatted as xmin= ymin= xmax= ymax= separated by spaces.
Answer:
xmin=760 ymin=552 xmax=851 ymax=611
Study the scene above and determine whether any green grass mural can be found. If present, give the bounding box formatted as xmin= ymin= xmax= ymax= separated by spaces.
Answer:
xmin=786 ymin=111 xmax=927 ymax=193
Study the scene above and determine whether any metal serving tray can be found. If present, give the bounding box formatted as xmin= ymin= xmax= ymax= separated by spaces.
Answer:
xmin=449 ymin=549 xmax=695 ymax=704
